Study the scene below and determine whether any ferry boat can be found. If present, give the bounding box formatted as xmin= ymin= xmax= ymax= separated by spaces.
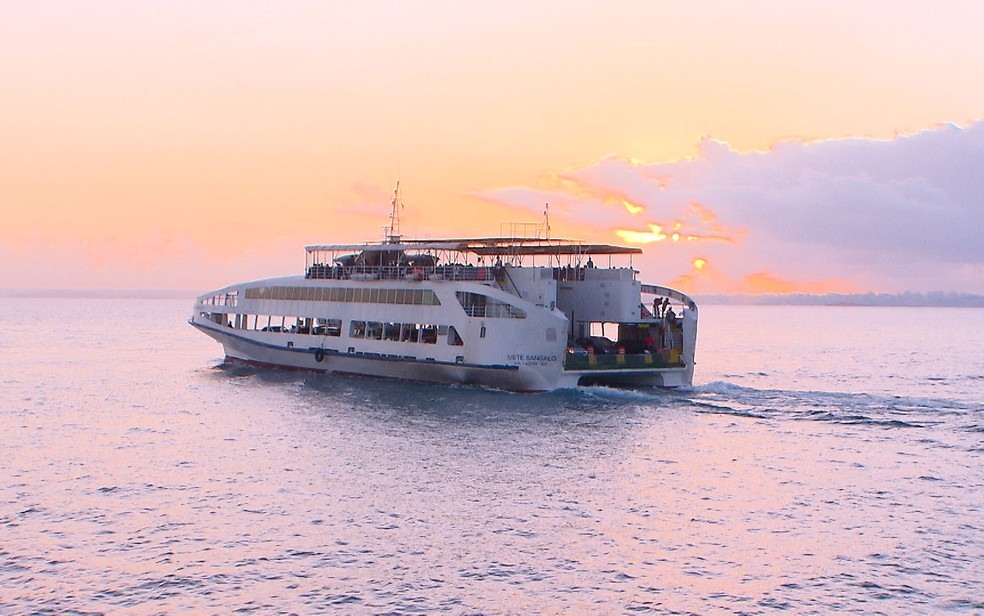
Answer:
xmin=190 ymin=194 xmax=698 ymax=392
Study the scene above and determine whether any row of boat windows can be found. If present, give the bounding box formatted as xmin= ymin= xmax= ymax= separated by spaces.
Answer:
xmin=218 ymin=314 xmax=343 ymax=335
xmin=205 ymin=313 xmax=464 ymax=346
xmin=202 ymin=291 xmax=239 ymax=307
xmin=244 ymin=286 xmax=441 ymax=306
xmin=350 ymin=321 xmax=463 ymax=346
xmin=235 ymin=285 xmax=526 ymax=319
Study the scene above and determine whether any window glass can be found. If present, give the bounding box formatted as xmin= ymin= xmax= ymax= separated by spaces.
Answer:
xmin=421 ymin=325 xmax=438 ymax=344
xmin=384 ymin=322 xmax=401 ymax=341
xmin=448 ymin=326 xmax=463 ymax=346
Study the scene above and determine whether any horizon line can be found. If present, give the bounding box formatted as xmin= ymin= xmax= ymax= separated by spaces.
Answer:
xmin=2 ymin=288 xmax=981 ymax=303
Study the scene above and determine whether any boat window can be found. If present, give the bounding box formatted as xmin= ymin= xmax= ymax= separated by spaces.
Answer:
xmin=384 ymin=322 xmax=401 ymax=341
xmin=424 ymin=290 xmax=441 ymax=306
xmin=448 ymin=326 xmax=464 ymax=346
xmin=260 ymin=315 xmax=286 ymax=332
xmin=367 ymin=321 xmax=383 ymax=340
xmin=421 ymin=325 xmax=438 ymax=344
xmin=455 ymin=291 xmax=526 ymax=318
xmin=313 ymin=318 xmax=341 ymax=336
xmin=402 ymin=323 xmax=419 ymax=342
xmin=350 ymin=321 xmax=367 ymax=338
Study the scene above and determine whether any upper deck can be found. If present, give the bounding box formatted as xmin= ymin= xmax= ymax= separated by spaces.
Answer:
xmin=304 ymin=237 xmax=643 ymax=283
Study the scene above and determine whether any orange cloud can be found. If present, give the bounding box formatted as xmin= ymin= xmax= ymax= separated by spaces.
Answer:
xmin=615 ymin=224 xmax=667 ymax=243
xmin=665 ymin=258 xmax=859 ymax=295
xmin=736 ymin=272 xmax=860 ymax=295
xmin=615 ymin=201 xmax=744 ymax=246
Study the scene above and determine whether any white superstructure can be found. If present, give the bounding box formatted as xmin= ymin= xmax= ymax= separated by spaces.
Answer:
xmin=190 ymin=230 xmax=698 ymax=392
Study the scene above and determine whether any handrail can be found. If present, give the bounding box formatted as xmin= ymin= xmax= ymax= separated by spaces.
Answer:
xmin=306 ymin=263 xmax=502 ymax=283
xmin=641 ymin=283 xmax=698 ymax=312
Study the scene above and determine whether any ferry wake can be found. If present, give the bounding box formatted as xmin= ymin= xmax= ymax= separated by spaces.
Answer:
xmin=190 ymin=191 xmax=697 ymax=392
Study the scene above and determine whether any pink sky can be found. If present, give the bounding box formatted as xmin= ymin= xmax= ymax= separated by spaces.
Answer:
xmin=2 ymin=1 xmax=983 ymax=293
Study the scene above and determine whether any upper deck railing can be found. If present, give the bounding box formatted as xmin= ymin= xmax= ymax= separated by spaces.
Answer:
xmin=306 ymin=263 xmax=506 ymax=284
xmin=306 ymin=263 xmax=629 ymax=285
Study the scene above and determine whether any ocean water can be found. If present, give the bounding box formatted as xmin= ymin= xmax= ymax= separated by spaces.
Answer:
xmin=1 ymin=298 xmax=981 ymax=614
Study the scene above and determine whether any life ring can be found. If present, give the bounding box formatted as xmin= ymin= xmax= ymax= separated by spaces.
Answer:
xmin=314 ymin=349 xmax=325 ymax=362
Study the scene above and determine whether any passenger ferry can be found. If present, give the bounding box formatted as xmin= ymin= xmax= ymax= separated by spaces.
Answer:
xmin=190 ymin=195 xmax=698 ymax=392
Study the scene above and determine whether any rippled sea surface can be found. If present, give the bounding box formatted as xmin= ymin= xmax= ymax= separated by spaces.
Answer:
xmin=1 ymin=299 xmax=982 ymax=614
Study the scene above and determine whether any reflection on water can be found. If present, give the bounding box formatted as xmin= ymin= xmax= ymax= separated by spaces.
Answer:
xmin=1 ymin=299 xmax=982 ymax=613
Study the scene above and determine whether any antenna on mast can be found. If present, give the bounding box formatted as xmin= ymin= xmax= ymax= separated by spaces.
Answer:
xmin=543 ymin=203 xmax=550 ymax=240
xmin=387 ymin=181 xmax=403 ymax=244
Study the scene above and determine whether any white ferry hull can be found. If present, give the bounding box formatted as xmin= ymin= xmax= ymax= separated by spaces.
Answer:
xmin=557 ymin=364 xmax=694 ymax=389
xmin=196 ymin=319 xmax=694 ymax=392
xmin=193 ymin=321 xmax=557 ymax=392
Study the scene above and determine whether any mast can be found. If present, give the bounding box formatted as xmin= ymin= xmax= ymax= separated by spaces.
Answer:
xmin=387 ymin=181 xmax=402 ymax=244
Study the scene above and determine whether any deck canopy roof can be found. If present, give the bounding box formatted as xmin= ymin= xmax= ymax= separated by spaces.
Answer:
xmin=305 ymin=237 xmax=642 ymax=256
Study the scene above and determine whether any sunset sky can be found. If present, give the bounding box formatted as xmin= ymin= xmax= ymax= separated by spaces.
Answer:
xmin=2 ymin=1 xmax=982 ymax=294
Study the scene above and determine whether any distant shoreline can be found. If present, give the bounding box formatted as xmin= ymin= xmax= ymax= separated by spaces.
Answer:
xmin=695 ymin=292 xmax=984 ymax=308
xmin=0 ymin=289 xmax=197 ymax=300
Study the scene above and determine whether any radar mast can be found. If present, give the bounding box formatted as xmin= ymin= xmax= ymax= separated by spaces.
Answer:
xmin=386 ymin=181 xmax=403 ymax=244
